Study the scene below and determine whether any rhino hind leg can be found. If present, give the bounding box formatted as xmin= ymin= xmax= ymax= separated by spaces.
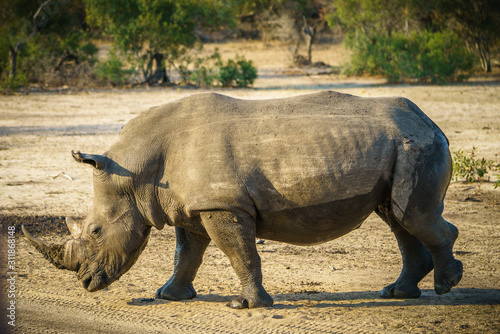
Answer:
xmin=200 ymin=210 xmax=273 ymax=309
xmin=156 ymin=227 xmax=210 ymax=301
xmin=390 ymin=140 xmax=463 ymax=296
xmin=376 ymin=207 xmax=433 ymax=298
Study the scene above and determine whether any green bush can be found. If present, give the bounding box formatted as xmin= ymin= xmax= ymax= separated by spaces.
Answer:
xmin=0 ymin=40 xmax=53 ymax=91
xmin=0 ymin=74 xmax=28 ymax=92
xmin=0 ymin=33 xmax=10 ymax=79
xmin=218 ymin=59 xmax=240 ymax=87
xmin=345 ymin=31 xmax=476 ymax=83
xmin=453 ymin=147 xmax=493 ymax=183
xmin=187 ymin=50 xmax=220 ymax=87
xmin=95 ymin=52 xmax=133 ymax=86
xmin=177 ymin=49 xmax=257 ymax=88
xmin=1 ymin=34 xmax=99 ymax=91
xmin=217 ymin=56 xmax=257 ymax=88
xmin=234 ymin=57 xmax=258 ymax=87
xmin=79 ymin=42 xmax=99 ymax=64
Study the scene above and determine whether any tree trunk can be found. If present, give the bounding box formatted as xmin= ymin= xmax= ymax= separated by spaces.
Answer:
xmin=306 ymin=31 xmax=316 ymax=64
xmin=9 ymin=44 xmax=20 ymax=77
xmin=475 ymin=37 xmax=491 ymax=73
xmin=301 ymin=16 xmax=317 ymax=65
xmin=147 ymin=52 xmax=169 ymax=84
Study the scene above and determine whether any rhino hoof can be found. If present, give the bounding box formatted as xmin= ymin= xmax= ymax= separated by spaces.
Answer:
xmin=229 ymin=297 xmax=249 ymax=309
xmin=381 ymin=283 xmax=421 ymax=299
xmin=229 ymin=295 xmax=273 ymax=309
xmin=155 ymin=282 xmax=197 ymax=301
xmin=434 ymin=259 xmax=463 ymax=295
xmin=229 ymin=287 xmax=274 ymax=309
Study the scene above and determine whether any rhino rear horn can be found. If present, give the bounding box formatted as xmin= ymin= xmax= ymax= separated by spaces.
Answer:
xmin=71 ymin=150 xmax=108 ymax=170
xmin=22 ymin=225 xmax=84 ymax=271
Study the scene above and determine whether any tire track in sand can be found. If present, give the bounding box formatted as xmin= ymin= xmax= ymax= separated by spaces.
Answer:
xmin=12 ymin=291 xmax=399 ymax=334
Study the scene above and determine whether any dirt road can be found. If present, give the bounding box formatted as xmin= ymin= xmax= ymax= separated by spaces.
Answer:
xmin=1 ymin=56 xmax=499 ymax=333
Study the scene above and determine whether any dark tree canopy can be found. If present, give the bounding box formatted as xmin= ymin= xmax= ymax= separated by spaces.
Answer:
xmin=1 ymin=0 xmax=499 ymax=89
xmin=84 ymin=0 xmax=235 ymax=83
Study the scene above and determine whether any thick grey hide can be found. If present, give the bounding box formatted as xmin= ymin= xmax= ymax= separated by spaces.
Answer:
xmin=115 ymin=91 xmax=448 ymax=244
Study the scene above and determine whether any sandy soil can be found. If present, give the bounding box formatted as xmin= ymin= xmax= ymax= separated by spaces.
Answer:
xmin=1 ymin=42 xmax=500 ymax=333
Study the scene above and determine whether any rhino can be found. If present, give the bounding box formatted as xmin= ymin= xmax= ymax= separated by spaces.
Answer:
xmin=23 ymin=91 xmax=463 ymax=308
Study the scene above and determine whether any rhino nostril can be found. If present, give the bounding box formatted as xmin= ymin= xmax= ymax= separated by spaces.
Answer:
xmin=102 ymin=273 xmax=109 ymax=284
xmin=82 ymin=276 xmax=92 ymax=290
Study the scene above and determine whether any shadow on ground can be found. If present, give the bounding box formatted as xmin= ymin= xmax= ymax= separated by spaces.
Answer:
xmin=128 ymin=288 xmax=500 ymax=309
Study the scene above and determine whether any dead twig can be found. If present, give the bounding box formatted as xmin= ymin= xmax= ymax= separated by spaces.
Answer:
xmin=52 ymin=172 xmax=74 ymax=181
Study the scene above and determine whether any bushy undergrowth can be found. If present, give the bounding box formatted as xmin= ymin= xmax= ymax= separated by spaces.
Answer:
xmin=0 ymin=36 xmax=100 ymax=91
xmin=218 ymin=56 xmax=258 ymax=87
xmin=95 ymin=52 xmax=134 ymax=86
xmin=1 ymin=43 xmax=257 ymax=90
xmin=345 ymin=31 xmax=476 ymax=83
xmin=0 ymin=74 xmax=28 ymax=91
xmin=178 ymin=49 xmax=257 ymax=88
xmin=452 ymin=147 xmax=496 ymax=184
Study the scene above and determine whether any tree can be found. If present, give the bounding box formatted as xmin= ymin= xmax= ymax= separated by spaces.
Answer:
xmin=1 ymin=0 xmax=95 ymax=82
xmin=241 ymin=0 xmax=329 ymax=65
xmin=327 ymin=0 xmax=410 ymax=38
xmin=298 ymin=1 xmax=328 ymax=65
xmin=85 ymin=0 xmax=235 ymax=84
xmin=329 ymin=0 xmax=500 ymax=74
xmin=434 ymin=0 xmax=500 ymax=72
xmin=2 ymin=0 xmax=59 ymax=78
xmin=327 ymin=0 xmax=478 ymax=82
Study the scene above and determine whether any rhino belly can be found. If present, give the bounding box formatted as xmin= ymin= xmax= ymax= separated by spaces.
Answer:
xmin=255 ymin=176 xmax=389 ymax=245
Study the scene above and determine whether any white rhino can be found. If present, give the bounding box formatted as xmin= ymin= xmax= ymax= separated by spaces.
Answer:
xmin=23 ymin=91 xmax=462 ymax=308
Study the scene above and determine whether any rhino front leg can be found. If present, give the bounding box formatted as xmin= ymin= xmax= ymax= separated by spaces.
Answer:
xmin=156 ymin=227 xmax=210 ymax=301
xmin=200 ymin=210 xmax=273 ymax=309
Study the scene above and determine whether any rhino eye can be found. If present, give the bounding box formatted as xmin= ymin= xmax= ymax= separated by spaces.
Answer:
xmin=90 ymin=225 xmax=101 ymax=236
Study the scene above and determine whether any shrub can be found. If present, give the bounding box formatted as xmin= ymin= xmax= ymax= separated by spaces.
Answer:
xmin=345 ymin=31 xmax=476 ymax=83
xmin=217 ymin=59 xmax=240 ymax=87
xmin=217 ymin=56 xmax=258 ymax=88
xmin=0 ymin=74 xmax=28 ymax=92
xmin=186 ymin=50 xmax=220 ymax=87
xmin=79 ymin=42 xmax=99 ymax=64
xmin=177 ymin=49 xmax=257 ymax=88
xmin=234 ymin=57 xmax=258 ymax=87
xmin=95 ymin=52 xmax=133 ymax=86
xmin=453 ymin=147 xmax=493 ymax=183
xmin=0 ymin=33 xmax=10 ymax=78
xmin=0 ymin=41 xmax=52 ymax=91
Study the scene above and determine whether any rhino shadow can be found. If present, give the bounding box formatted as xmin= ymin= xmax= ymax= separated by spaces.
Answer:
xmin=271 ymin=288 xmax=500 ymax=309
xmin=127 ymin=294 xmax=238 ymax=306
xmin=128 ymin=288 xmax=500 ymax=308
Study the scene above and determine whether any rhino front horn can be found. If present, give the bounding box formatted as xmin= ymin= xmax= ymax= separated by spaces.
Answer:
xmin=22 ymin=225 xmax=84 ymax=271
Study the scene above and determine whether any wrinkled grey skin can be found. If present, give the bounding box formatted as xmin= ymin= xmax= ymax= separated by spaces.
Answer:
xmin=23 ymin=91 xmax=463 ymax=309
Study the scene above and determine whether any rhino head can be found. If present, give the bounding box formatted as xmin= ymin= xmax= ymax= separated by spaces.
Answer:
xmin=23 ymin=151 xmax=152 ymax=292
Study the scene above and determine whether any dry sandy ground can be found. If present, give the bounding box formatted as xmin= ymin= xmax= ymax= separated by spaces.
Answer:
xmin=1 ymin=42 xmax=500 ymax=333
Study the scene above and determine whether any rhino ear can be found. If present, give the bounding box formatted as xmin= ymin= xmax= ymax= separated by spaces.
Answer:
xmin=72 ymin=151 xmax=108 ymax=170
